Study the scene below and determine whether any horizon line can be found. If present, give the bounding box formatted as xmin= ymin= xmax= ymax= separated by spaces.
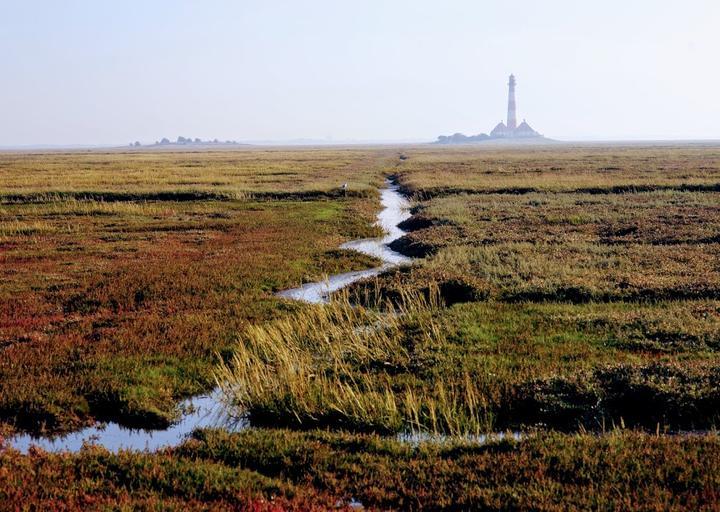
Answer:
xmin=3 ymin=137 xmax=720 ymax=151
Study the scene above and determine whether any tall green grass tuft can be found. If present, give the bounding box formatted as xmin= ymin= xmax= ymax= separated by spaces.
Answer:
xmin=216 ymin=286 xmax=495 ymax=436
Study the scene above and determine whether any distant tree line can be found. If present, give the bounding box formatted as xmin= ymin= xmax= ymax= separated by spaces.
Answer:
xmin=435 ymin=133 xmax=490 ymax=144
xmin=130 ymin=137 xmax=242 ymax=147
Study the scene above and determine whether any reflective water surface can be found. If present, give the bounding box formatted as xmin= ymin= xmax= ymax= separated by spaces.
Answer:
xmin=7 ymin=389 xmax=244 ymax=453
xmin=276 ymin=182 xmax=411 ymax=303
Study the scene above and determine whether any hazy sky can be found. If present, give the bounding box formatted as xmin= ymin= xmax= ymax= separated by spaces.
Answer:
xmin=2 ymin=0 xmax=719 ymax=145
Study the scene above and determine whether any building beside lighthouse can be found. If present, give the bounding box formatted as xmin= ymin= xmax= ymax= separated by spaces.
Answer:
xmin=489 ymin=74 xmax=541 ymax=139
xmin=435 ymin=74 xmax=545 ymax=144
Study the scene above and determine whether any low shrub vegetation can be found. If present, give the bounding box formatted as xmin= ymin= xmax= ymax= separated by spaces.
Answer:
xmin=3 ymin=428 xmax=720 ymax=510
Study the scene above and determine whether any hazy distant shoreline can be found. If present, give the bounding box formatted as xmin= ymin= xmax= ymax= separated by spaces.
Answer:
xmin=2 ymin=138 xmax=720 ymax=152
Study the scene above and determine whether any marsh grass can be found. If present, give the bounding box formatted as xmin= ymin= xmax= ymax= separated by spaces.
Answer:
xmin=421 ymin=189 xmax=720 ymax=244
xmin=5 ymin=428 xmax=720 ymax=510
xmin=217 ymin=287 xmax=495 ymax=436
xmin=0 ymin=219 xmax=60 ymax=237
xmin=4 ymin=145 xmax=720 ymax=508
xmin=0 ymin=148 xmax=392 ymax=199
xmin=394 ymin=144 xmax=720 ymax=197
xmin=0 ymin=191 xmax=383 ymax=433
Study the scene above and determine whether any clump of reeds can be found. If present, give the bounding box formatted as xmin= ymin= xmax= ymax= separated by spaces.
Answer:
xmin=0 ymin=220 xmax=58 ymax=237
xmin=216 ymin=285 xmax=494 ymax=436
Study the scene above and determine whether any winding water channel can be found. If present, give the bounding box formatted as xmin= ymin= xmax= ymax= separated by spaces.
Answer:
xmin=6 ymin=180 xmax=412 ymax=453
xmin=278 ymin=181 xmax=411 ymax=303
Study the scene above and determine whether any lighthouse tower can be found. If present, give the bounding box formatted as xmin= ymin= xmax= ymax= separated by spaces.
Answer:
xmin=436 ymin=73 xmax=545 ymax=143
xmin=488 ymin=74 xmax=542 ymax=139
xmin=507 ymin=74 xmax=517 ymax=131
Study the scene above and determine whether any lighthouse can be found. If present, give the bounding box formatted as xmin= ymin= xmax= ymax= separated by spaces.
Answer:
xmin=435 ymin=74 xmax=545 ymax=143
xmin=507 ymin=74 xmax=517 ymax=131
xmin=489 ymin=74 xmax=541 ymax=139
